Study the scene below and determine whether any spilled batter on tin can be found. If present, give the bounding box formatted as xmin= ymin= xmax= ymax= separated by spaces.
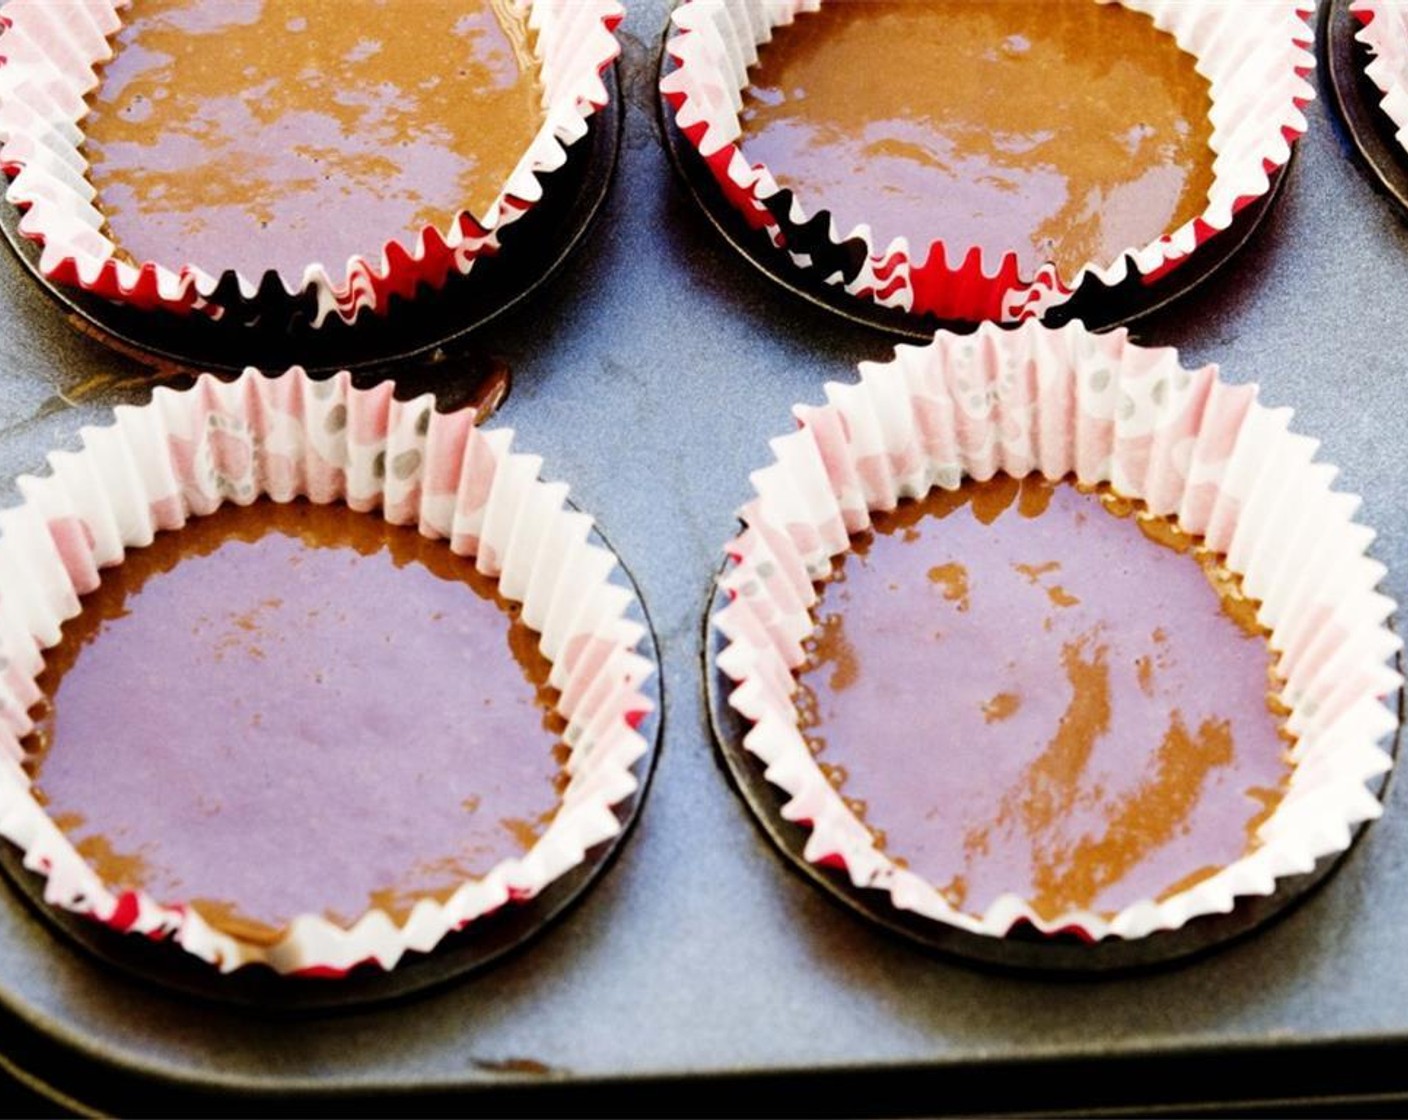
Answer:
xmin=24 ymin=499 xmax=567 ymax=944
xmin=796 ymin=475 xmax=1294 ymax=923
xmin=738 ymin=0 xmax=1216 ymax=278
xmin=81 ymin=0 xmax=544 ymax=280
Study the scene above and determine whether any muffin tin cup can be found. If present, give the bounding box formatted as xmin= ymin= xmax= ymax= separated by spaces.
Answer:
xmin=0 ymin=512 xmax=662 ymax=1010
xmin=661 ymin=0 xmax=1313 ymax=325
xmin=1326 ymin=0 xmax=1408 ymax=218
xmin=713 ymin=320 xmax=1400 ymax=943
xmin=0 ymin=0 xmax=623 ymax=328
xmin=656 ymin=59 xmax=1294 ymax=341
xmin=0 ymin=61 xmax=622 ymax=375
xmin=1351 ymin=0 xmax=1408 ymax=150
xmin=704 ymin=588 xmax=1400 ymax=973
xmin=0 ymin=367 xmax=657 ymax=976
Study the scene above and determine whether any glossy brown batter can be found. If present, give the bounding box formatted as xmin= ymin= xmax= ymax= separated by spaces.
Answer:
xmin=24 ymin=500 xmax=567 ymax=943
xmin=797 ymin=476 xmax=1292 ymax=922
xmin=83 ymin=0 xmax=544 ymax=280
xmin=739 ymin=1 xmax=1216 ymax=278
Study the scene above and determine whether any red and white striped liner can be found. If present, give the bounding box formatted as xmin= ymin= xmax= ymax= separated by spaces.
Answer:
xmin=663 ymin=0 xmax=1314 ymax=324
xmin=714 ymin=321 xmax=1399 ymax=941
xmin=0 ymin=367 xmax=655 ymax=974
xmin=1353 ymin=1 xmax=1408 ymax=152
xmin=0 ymin=0 xmax=622 ymax=326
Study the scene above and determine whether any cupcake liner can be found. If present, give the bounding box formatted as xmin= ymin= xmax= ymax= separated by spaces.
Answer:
xmin=662 ymin=0 xmax=1313 ymax=324
xmin=0 ymin=0 xmax=623 ymax=327
xmin=713 ymin=320 xmax=1400 ymax=941
xmin=1353 ymin=1 xmax=1408 ymax=152
xmin=0 ymin=367 xmax=656 ymax=975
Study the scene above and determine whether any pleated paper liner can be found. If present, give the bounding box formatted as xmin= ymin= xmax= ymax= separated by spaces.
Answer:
xmin=710 ymin=322 xmax=1401 ymax=973
xmin=705 ymin=591 xmax=1399 ymax=975
xmin=1324 ymin=0 xmax=1408 ymax=221
xmin=657 ymin=73 xmax=1293 ymax=343
xmin=0 ymin=368 xmax=659 ymax=991
xmin=1351 ymin=0 xmax=1408 ymax=147
xmin=660 ymin=0 xmax=1313 ymax=331
xmin=0 ymin=515 xmax=659 ymax=1013
xmin=0 ymin=67 xmax=621 ymax=378
xmin=0 ymin=0 xmax=621 ymax=345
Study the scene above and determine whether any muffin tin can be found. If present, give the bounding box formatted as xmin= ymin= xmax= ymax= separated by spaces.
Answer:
xmin=1 ymin=0 xmax=1407 ymax=1113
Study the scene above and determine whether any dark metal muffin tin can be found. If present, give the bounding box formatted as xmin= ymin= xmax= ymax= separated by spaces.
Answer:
xmin=1 ymin=1 xmax=1407 ymax=1113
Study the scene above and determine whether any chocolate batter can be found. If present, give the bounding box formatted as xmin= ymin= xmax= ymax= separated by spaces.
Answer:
xmin=739 ymin=1 xmax=1216 ymax=278
xmin=24 ymin=500 xmax=567 ymax=943
xmin=82 ymin=0 xmax=544 ymax=280
xmin=797 ymin=476 xmax=1292 ymax=922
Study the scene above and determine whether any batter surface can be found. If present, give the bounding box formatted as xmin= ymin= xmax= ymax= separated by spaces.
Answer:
xmin=25 ymin=500 xmax=566 ymax=943
xmin=83 ymin=0 xmax=544 ymax=280
xmin=797 ymin=476 xmax=1292 ymax=922
xmin=739 ymin=1 xmax=1216 ymax=278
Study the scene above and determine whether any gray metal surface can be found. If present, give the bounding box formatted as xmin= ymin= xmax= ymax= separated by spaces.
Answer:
xmin=0 ymin=1 xmax=1405 ymax=1110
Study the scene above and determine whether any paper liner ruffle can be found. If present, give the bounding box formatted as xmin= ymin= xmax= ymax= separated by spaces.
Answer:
xmin=0 ymin=0 xmax=622 ymax=327
xmin=713 ymin=321 xmax=1399 ymax=941
xmin=1353 ymin=1 xmax=1408 ymax=152
xmin=662 ymin=0 xmax=1313 ymax=324
xmin=0 ymin=367 xmax=655 ymax=975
